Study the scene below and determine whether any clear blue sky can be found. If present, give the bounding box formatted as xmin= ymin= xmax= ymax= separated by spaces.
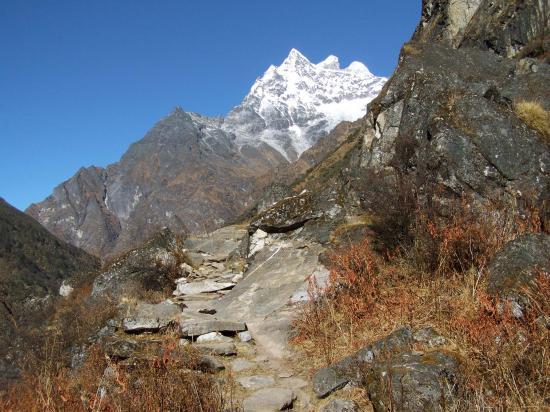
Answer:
xmin=0 ymin=0 xmax=420 ymax=211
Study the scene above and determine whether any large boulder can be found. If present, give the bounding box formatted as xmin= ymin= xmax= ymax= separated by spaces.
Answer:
xmin=122 ymin=301 xmax=181 ymax=333
xmin=92 ymin=229 xmax=184 ymax=299
xmin=312 ymin=327 xmax=459 ymax=411
xmin=487 ymin=233 xmax=550 ymax=302
xmin=313 ymin=327 xmax=413 ymax=398
xmin=250 ymin=191 xmax=321 ymax=233
xmin=365 ymin=351 xmax=458 ymax=412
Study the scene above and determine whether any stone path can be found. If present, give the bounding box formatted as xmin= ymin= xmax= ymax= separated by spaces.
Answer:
xmin=113 ymin=223 xmax=361 ymax=410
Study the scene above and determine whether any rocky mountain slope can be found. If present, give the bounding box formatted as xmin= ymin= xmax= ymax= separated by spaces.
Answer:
xmin=27 ymin=50 xmax=385 ymax=258
xmin=0 ymin=197 xmax=99 ymax=383
xmin=5 ymin=0 xmax=548 ymax=409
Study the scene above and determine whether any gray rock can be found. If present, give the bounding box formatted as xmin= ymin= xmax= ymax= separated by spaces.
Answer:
xmin=413 ymin=327 xmax=447 ymax=348
xmin=313 ymin=367 xmax=351 ymax=399
xmin=230 ymin=358 xmax=256 ymax=372
xmin=321 ymin=399 xmax=358 ymax=412
xmin=180 ymin=319 xmax=247 ymax=337
xmin=313 ymin=327 xmax=413 ymax=398
xmin=195 ymin=342 xmax=237 ymax=356
xmin=238 ymin=330 xmax=253 ymax=342
xmin=197 ymin=355 xmax=225 ymax=372
xmin=122 ymin=301 xmax=181 ymax=333
xmin=92 ymin=229 xmax=184 ymax=298
xmin=242 ymin=388 xmax=296 ymax=412
xmin=487 ymin=233 xmax=550 ymax=298
xmin=250 ymin=192 xmax=321 ymax=233
xmin=183 ymin=251 xmax=204 ymax=268
xmin=173 ymin=279 xmax=235 ymax=296
xmin=196 ymin=332 xmax=233 ymax=343
xmin=237 ymin=375 xmax=276 ymax=390
xmin=366 ymin=351 xmax=458 ymax=412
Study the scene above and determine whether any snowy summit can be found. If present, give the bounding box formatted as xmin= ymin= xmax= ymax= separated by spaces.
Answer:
xmin=224 ymin=48 xmax=386 ymax=160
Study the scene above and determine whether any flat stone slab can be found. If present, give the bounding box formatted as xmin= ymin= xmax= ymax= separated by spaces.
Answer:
xmin=122 ymin=301 xmax=181 ymax=333
xmin=242 ymin=388 xmax=296 ymax=412
xmin=230 ymin=358 xmax=256 ymax=372
xmin=180 ymin=319 xmax=247 ymax=337
xmin=237 ymin=375 xmax=276 ymax=390
xmin=174 ymin=280 xmax=235 ymax=296
xmin=195 ymin=342 xmax=237 ymax=356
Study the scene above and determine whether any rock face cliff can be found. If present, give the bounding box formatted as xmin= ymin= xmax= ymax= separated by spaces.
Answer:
xmin=27 ymin=50 xmax=385 ymax=258
xmin=0 ymin=198 xmax=99 ymax=383
xmin=357 ymin=0 xmax=549 ymax=230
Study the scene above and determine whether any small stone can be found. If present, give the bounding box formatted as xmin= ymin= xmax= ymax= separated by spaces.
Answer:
xmin=255 ymin=229 xmax=268 ymax=239
xmin=59 ymin=281 xmax=74 ymax=297
xmin=232 ymin=273 xmax=244 ymax=282
xmin=198 ymin=308 xmax=217 ymax=315
xmin=179 ymin=339 xmax=190 ymax=347
xmin=320 ymin=398 xmax=358 ymax=412
xmin=237 ymin=375 xmax=276 ymax=390
xmin=103 ymin=366 xmax=117 ymax=382
xmin=196 ymin=332 xmax=233 ymax=343
xmin=242 ymin=388 xmax=296 ymax=412
xmin=238 ymin=331 xmax=253 ymax=342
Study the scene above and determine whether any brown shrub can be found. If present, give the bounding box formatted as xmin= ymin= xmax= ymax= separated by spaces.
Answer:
xmin=292 ymin=198 xmax=549 ymax=409
xmin=2 ymin=337 xmax=240 ymax=411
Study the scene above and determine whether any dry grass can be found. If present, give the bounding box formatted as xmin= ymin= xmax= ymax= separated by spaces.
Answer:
xmin=1 ymin=274 xmax=240 ymax=411
xmin=1 ymin=337 xmax=240 ymax=411
xmin=515 ymin=100 xmax=550 ymax=142
xmin=402 ymin=43 xmax=421 ymax=56
xmin=292 ymin=197 xmax=549 ymax=410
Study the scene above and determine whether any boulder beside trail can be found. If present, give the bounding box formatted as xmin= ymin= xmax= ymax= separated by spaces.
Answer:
xmin=487 ymin=233 xmax=550 ymax=298
xmin=312 ymin=327 xmax=459 ymax=411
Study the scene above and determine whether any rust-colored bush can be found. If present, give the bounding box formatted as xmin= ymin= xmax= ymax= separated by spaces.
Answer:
xmin=2 ymin=338 xmax=239 ymax=412
xmin=292 ymin=197 xmax=548 ymax=409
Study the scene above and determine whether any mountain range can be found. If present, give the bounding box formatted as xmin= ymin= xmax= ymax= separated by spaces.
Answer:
xmin=26 ymin=49 xmax=386 ymax=258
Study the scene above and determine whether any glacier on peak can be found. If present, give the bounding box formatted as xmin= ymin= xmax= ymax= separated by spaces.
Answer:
xmin=223 ymin=48 xmax=386 ymax=161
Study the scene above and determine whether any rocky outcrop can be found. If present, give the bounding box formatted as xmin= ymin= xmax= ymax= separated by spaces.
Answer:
xmin=414 ymin=0 xmax=548 ymax=58
xmin=0 ymin=197 xmax=99 ymax=384
xmin=356 ymin=0 xmax=550 ymax=232
xmin=92 ymin=228 xmax=184 ymax=298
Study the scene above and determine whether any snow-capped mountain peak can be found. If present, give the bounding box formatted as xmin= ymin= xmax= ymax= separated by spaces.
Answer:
xmin=316 ymin=55 xmax=340 ymax=70
xmin=224 ymin=48 xmax=386 ymax=161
